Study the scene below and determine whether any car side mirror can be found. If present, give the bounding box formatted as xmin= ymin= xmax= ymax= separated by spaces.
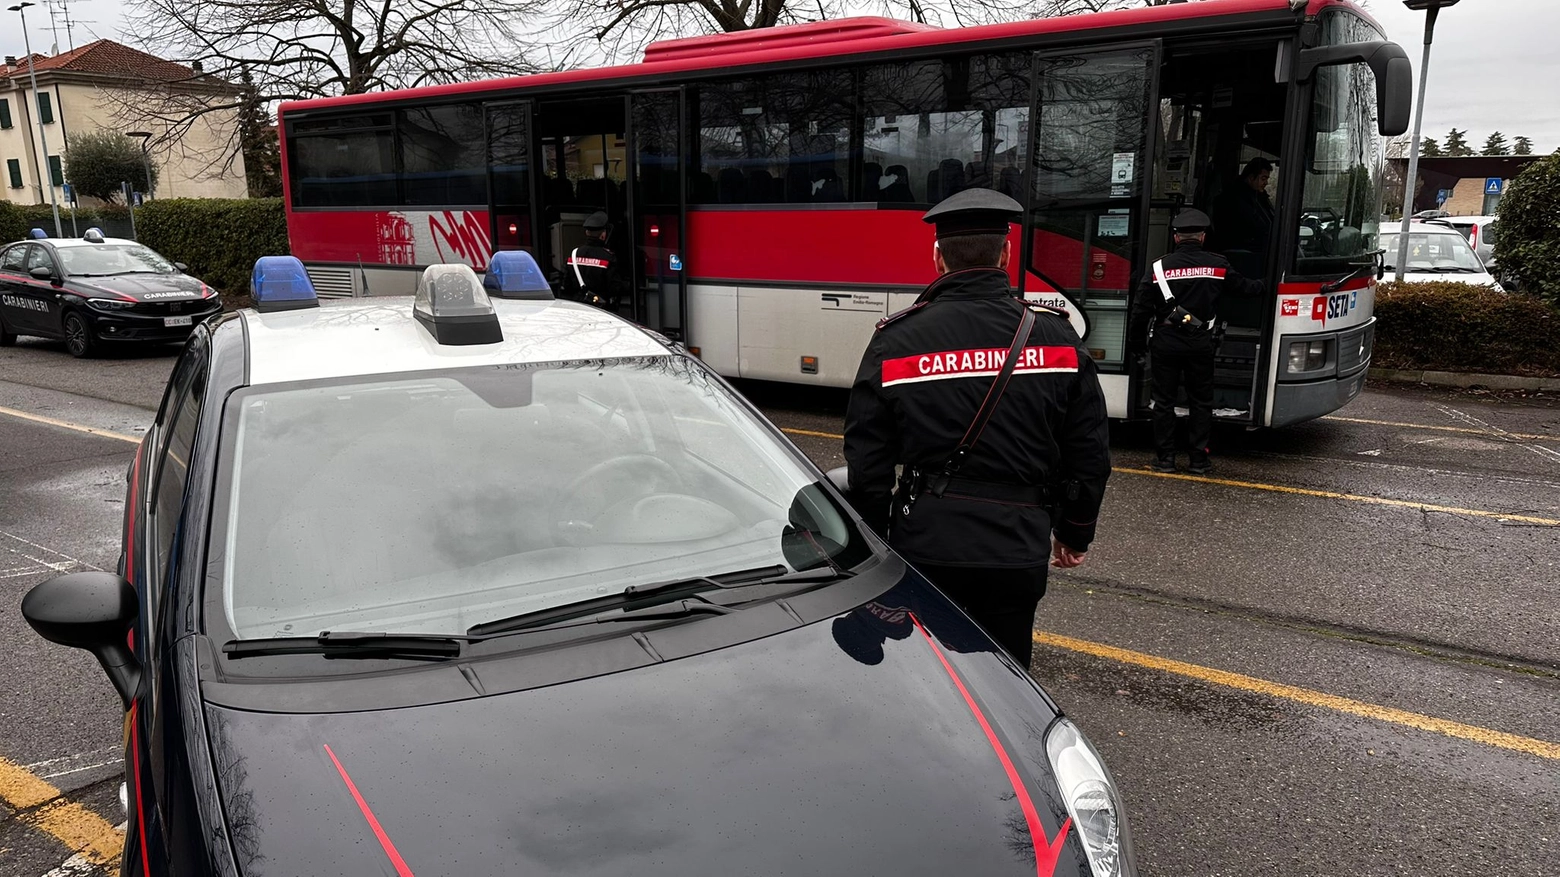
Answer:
xmin=21 ymin=572 xmax=141 ymax=707
xmin=30 ymin=266 xmax=55 ymax=281
xmin=824 ymin=466 xmax=850 ymax=493
xmin=174 ymin=262 xmax=188 ymax=273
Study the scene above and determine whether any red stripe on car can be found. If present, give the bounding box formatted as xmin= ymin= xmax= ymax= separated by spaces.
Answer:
xmin=910 ymin=614 xmax=1071 ymax=877
xmin=324 ymin=744 xmax=417 ymax=877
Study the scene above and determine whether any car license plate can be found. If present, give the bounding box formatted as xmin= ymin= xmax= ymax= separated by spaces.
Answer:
xmin=163 ymin=316 xmax=192 ymax=327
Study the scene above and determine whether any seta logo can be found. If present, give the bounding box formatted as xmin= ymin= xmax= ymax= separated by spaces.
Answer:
xmin=1311 ymin=291 xmax=1357 ymax=325
xmin=1281 ymin=298 xmax=1300 ymax=317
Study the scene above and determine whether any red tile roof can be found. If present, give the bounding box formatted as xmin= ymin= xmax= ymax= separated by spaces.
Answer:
xmin=2 ymin=39 xmax=194 ymax=82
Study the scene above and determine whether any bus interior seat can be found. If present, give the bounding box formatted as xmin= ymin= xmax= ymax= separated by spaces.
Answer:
xmin=692 ymin=172 xmax=717 ymax=203
xmin=998 ymin=167 xmax=1024 ymax=200
xmin=965 ymin=161 xmax=992 ymax=191
xmin=785 ymin=166 xmax=812 ymax=203
xmin=927 ymin=159 xmax=965 ymax=203
xmin=747 ymin=170 xmax=775 ymax=202
xmin=881 ymin=165 xmax=916 ymax=202
xmin=718 ymin=168 xmax=746 ymax=203
xmin=813 ymin=168 xmax=844 ymax=202
xmin=862 ymin=162 xmax=883 ymax=200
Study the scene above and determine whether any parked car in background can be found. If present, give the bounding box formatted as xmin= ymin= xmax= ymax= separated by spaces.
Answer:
xmin=1428 ymin=215 xmax=1499 ymax=271
xmin=0 ymin=229 xmax=220 ymax=357
xmin=1412 ymin=209 xmax=1450 ymax=221
xmin=1379 ymin=222 xmax=1501 ymax=289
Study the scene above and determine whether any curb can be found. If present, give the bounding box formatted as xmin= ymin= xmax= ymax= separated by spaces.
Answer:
xmin=1368 ymin=367 xmax=1560 ymax=392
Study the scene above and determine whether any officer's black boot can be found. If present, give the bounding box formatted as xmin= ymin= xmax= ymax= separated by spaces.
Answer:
xmin=1152 ymin=456 xmax=1178 ymax=473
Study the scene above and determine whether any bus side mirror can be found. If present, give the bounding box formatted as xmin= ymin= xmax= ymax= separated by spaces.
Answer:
xmin=1378 ymin=55 xmax=1412 ymax=137
xmin=21 ymin=572 xmax=142 ymax=707
xmin=1296 ymin=40 xmax=1413 ymax=137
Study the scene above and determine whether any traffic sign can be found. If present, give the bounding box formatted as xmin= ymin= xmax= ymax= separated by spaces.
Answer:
xmin=1436 ymin=189 xmax=1451 ymax=206
xmin=1485 ymin=177 xmax=1504 ymax=196
xmin=62 ymin=183 xmax=75 ymax=204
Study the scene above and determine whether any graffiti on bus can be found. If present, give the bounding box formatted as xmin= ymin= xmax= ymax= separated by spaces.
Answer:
xmin=428 ymin=210 xmax=492 ymax=270
xmin=289 ymin=209 xmax=495 ymax=270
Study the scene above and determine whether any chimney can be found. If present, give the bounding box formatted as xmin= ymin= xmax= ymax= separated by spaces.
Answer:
xmin=4 ymin=56 xmax=16 ymax=67
xmin=191 ymin=60 xmax=203 ymax=74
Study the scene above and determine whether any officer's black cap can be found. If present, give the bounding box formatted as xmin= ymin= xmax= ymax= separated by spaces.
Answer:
xmin=1170 ymin=208 xmax=1213 ymax=232
xmin=583 ymin=211 xmax=610 ymax=231
xmin=922 ymin=189 xmax=1023 ymax=239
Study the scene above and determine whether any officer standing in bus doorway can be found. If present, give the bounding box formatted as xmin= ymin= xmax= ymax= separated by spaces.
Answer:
xmin=563 ymin=212 xmax=626 ymax=310
xmin=842 ymin=189 xmax=1112 ymax=666
xmin=1131 ymin=208 xmax=1264 ymax=474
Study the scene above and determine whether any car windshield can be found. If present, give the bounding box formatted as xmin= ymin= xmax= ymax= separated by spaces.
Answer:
xmin=216 ymin=357 xmax=869 ymax=639
xmin=56 ymin=244 xmax=176 ymax=276
xmin=1379 ymin=231 xmax=1486 ymax=273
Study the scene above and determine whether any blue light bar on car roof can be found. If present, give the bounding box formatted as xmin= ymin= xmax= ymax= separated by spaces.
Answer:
xmin=251 ymin=256 xmax=319 ymax=313
xmin=28 ymin=228 xmax=46 ymax=239
xmin=414 ymin=264 xmax=502 ymax=345
xmin=482 ymin=251 xmax=554 ymax=300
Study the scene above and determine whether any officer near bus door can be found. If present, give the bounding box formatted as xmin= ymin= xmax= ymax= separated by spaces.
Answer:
xmin=562 ymin=212 xmax=626 ymax=310
xmin=842 ymin=189 xmax=1112 ymax=665
xmin=1131 ymin=208 xmax=1264 ymax=474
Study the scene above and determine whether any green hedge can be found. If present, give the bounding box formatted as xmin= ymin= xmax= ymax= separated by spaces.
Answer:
xmin=1374 ymin=281 xmax=1560 ymax=377
xmin=0 ymin=202 xmax=134 ymax=242
xmin=136 ymin=198 xmax=288 ymax=303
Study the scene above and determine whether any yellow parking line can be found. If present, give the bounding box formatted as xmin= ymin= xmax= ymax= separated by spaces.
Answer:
xmin=1033 ymin=631 xmax=1560 ymax=762
xmin=0 ymin=754 xmax=123 ymax=870
xmin=1114 ymin=467 xmax=1560 ymax=527
xmin=1323 ymin=414 xmax=1559 ymax=444
xmin=777 ymin=427 xmax=1560 ymax=527
xmin=0 ymin=405 xmax=140 ymax=445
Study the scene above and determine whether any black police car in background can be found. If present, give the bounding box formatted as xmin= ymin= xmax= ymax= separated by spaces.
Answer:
xmin=0 ymin=229 xmax=220 ymax=357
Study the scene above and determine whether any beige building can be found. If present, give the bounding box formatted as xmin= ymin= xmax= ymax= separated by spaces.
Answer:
xmin=1 ymin=39 xmax=246 ymax=208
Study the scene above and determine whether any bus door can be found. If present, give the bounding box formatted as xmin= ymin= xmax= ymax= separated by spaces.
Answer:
xmin=628 ymin=88 xmax=687 ymax=340
xmin=485 ymin=100 xmax=538 ymax=258
xmin=533 ymin=97 xmax=631 ymax=299
xmin=1023 ymin=42 xmax=1161 ymax=421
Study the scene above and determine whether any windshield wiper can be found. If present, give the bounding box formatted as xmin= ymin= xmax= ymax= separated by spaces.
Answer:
xmin=223 ymin=630 xmax=463 ymax=660
xmin=467 ymin=564 xmax=853 ymax=637
xmin=1321 ymin=250 xmax=1384 ymax=293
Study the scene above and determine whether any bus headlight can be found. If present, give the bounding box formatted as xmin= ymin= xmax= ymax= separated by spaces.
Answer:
xmin=1287 ymin=339 xmax=1328 ymax=373
xmin=1045 ymin=718 xmax=1138 ymax=877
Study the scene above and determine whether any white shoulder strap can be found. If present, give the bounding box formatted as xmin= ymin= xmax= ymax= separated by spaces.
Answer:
xmin=570 ymin=247 xmax=586 ymax=289
xmin=1152 ymin=258 xmax=1174 ymax=301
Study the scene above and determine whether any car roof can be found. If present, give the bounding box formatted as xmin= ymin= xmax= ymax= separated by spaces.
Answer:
xmin=1379 ymin=222 xmax=1466 ymax=234
xmin=40 ymin=237 xmax=141 ymax=248
xmin=239 ymin=296 xmax=676 ymax=386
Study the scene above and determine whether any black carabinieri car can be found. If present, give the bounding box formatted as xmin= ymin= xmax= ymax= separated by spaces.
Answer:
xmin=0 ymin=230 xmax=221 ymax=357
xmin=22 ymin=260 xmax=1138 ymax=877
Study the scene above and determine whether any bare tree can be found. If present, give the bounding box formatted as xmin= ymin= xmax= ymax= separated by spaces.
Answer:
xmin=113 ymin=0 xmax=547 ymax=170
xmin=550 ymin=0 xmax=1157 ymax=68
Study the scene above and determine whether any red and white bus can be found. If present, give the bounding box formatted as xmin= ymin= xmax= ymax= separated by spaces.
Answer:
xmin=277 ymin=0 xmax=1409 ymax=426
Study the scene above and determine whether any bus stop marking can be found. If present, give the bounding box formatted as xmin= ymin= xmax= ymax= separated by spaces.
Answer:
xmin=0 ymin=405 xmax=141 ymax=445
xmin=1032 ymin=630 xmax=1560 ymax=762
xmin=777 ymin=427 xmax=1560 ymax=527
xmin=0 ymin=754 xmax=123 ymax=870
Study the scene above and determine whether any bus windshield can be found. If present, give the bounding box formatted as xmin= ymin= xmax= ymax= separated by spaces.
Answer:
xmin=1294 ymin=13 xmax=1387 ymax=277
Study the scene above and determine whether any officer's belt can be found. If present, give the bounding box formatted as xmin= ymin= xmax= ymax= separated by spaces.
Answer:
xmin=909 ymin=472 xmax=1049 ymax=505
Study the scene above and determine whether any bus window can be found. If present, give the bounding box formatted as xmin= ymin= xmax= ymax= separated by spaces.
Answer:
xmin=487 ymin=102 xmax=533 ymax=253
xmin=860 ymin=54 xmax=1030 ymax=205
xmin=692 ymin=71 xmax=853 ymax=206
xmin=399 ymin=104 xmax=487 ymax=207
xmin=288 ymin=113 xmax=396 ymax=208
xmin=1293 ymin=60 xmax=1384 ymax=277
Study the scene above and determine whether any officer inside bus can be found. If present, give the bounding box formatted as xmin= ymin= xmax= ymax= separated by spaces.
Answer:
xmin=1131 ymin=208 xmax=1265 ymax=474
xmin=562 ymin=211 xmax=626 ymax=310
xmin=842 ymin=188 xmax=1112 ymax=665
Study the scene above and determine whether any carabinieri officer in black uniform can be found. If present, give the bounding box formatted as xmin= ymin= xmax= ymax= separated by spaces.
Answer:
xmin=1130 ymin=208 xmax=1264 ymax=474
xmin=843 ymin=189 xmax=1112 ymax=665
xmin=562 ymin=212 xmax=627 ymax=309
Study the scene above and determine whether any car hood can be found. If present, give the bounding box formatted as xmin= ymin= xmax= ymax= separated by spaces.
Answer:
xmin=203 ymin=584 xmax=1090 ymax=877
xmin=76 ymin=273 xmax=208 ymax=301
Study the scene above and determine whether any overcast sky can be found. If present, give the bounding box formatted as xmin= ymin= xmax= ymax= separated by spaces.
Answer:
xmin=2 ymin=0 xmax=1555 ymax=151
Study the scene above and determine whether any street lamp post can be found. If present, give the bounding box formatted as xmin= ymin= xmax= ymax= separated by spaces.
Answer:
xmin=125 ymin=131 xmax=154 ymax=200
xmin=8 ymin=1 xmax=63 ymax=238
xmin=1395 ymin=0 xmax=1460 ymax=282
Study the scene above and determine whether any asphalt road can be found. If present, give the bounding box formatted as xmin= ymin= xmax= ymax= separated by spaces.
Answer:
xmin=1 ymin=335 xmax=1557 ymax=876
